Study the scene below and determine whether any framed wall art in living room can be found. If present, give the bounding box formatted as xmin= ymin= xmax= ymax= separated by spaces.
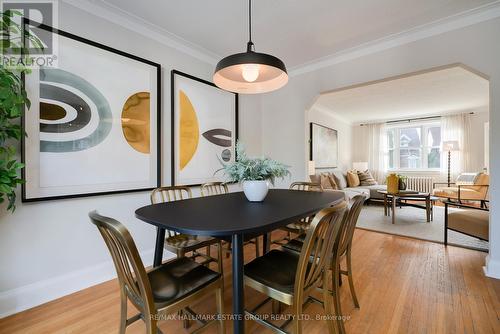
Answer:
xmin=310 ymin=122 xmax=338 ymax=168
xmin=22 ymin=20 xmax=161 ymax=201
xmin=171 ymin=70 xmax=238 ymax=186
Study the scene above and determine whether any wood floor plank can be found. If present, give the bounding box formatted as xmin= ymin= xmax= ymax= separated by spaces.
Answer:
xmin=0 ymin=229 xmax=499 ymax=334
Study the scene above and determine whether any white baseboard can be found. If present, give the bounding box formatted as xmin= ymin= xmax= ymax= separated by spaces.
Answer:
xmin=0 ymin=248 xmax=174 ymax=318
xmin=484 ymin=255 xmax=500 ymax=279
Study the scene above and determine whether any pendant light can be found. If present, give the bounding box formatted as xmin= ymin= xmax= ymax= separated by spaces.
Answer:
xmin=213 ymin=0 xmax=288 ymax=94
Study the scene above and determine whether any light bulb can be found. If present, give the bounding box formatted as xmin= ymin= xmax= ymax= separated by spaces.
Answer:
xmin=242 ymin=64 xmax=260 ymax=82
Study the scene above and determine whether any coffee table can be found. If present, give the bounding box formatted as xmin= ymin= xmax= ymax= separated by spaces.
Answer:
xmin=377 ymin=190 xmax=435 ymax=224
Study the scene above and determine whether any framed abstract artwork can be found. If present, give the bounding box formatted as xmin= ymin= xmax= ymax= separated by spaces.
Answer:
xmin=171 ymin=70 xmax=238 ymax=186
xmin=310 ymin=122 xmax=338 ymax=168
xmin=22 ymin=21 xmax=161 ymax=201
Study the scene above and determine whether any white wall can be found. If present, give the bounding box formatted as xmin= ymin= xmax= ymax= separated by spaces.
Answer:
xmin=307 ymin=107 xmax=353 ymax=173
xmin=469 ymin=111 xmax=489 ymax=172
xmin=260 ymin=18 xmax=500 ymax=278
xmin=0 ymin=2 xmax=262 ymax=317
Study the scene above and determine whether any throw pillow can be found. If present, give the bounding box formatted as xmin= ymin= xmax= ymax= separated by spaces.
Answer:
xmin=358 ymin=170 xmax=378 ymax=186
xmin=327 ymin=173 xmax=338 ymax=190
xmin=346 ymin=170 xmax=360 ymax=187
xmin=319 ymin=173 xmax=333 ymax=190
xmin=309 ymin=174 xmax=320 ymax=184
xmin=332 ymin=170 xmax=347 ymax=190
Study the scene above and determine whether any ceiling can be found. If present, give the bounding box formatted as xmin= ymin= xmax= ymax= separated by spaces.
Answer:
xmin=313 ymin=66 xmax=489 ymax=124
xmin=94 ymin=0 xmax=496 ymax=69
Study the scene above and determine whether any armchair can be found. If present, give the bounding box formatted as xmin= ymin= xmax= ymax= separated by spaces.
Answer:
xmin=433 ymin=173 xmax=489 ymax=208
xmin=444 ymin=201 xmax=489 ymax=247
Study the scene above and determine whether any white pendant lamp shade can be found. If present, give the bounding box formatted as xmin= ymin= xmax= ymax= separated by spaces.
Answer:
xmin=213 ymin=53 xmax=288 ymax=94
xmin=213 ymin=0 xmax=288 ymax=94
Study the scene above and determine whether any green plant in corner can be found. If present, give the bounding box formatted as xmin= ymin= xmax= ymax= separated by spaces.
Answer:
xmin=217 ymin=141 xmax=290 ymax=185
xmin=0 ymin=10 xmax=43 ymax=211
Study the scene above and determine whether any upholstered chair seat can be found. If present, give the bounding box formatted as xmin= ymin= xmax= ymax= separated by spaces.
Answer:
xmin=244 ymin=249 xmax=303 ymax=296
xmin=147 ymin=257 xmax=221 ymax=308
xmin=447 ymin=209 xmax=489 ymax=241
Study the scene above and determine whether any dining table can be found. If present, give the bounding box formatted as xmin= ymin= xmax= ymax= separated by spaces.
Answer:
xmin=135 ymin=188 xmax=345 ymax=334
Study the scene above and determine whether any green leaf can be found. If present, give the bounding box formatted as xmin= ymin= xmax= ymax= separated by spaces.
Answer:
xmin=0 ymin=183 xmax=13 ymax=194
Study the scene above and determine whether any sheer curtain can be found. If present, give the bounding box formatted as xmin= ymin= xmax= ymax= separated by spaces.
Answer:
xmin=366 ymin=123 xmax=387 ymax=183
xmin=441 ymin=113 xmax=471 ymax=180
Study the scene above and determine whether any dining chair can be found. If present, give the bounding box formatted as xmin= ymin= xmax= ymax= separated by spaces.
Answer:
xmin=89 ymin=211 xmax=225 ymax=334
xmin=243 ymin=201 xmax=347 ymax=334
xmin=282 ymin=194 xmax=367 ymax=334
xmin=272 ymin=181 xmax=324 ymax=246
xmin=151 ymin=186 xmax=223 ymax=274
xmin=200 ymin=182 xmax=260 ymax=258
xmin=200 ymin=182 xmax=229 ymax=196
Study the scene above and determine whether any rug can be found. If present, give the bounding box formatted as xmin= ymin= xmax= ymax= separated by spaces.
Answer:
xmin=356 ymin=204 xmax=488 ymax=251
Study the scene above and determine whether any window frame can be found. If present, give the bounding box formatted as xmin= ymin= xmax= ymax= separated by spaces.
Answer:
xmin=386 ymin=121 xmax=441 ymax=172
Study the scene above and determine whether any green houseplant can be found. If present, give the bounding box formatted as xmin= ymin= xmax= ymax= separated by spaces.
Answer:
xmin=0 ymin=10 xmax=43 ymax=211
xmin=218 ymin=142 xmax=290 ymax=201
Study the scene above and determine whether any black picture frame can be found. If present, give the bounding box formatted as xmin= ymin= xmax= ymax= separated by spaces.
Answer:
xmin=21 ymin=19 xmax=162 ymax=202
xmin=309 ymin=122 xmax=339 ymax=168
xmin=171 ymin=70 xmax=238 ymax=186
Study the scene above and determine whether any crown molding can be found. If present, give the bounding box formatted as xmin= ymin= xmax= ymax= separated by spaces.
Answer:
xmin=289 ymin=1 xmax=500 ymax=77
xmin=61 ymin=0 xmax=220 ymax=65
xmin=61 ymin=1 xmax=500 ymax=75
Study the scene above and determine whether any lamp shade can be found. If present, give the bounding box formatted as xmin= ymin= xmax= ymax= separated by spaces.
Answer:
xmin=213 ymin=51 xmax=288 ymax=94
xmin=213 ymin=0 xmax=288 ymax=94
xmin=308 ymin=161 xmax=316 ymax=176
xmin=353 ymin=162 xmax=369 ymax=171
xmin=442 ymin=140 xmax=460 ymax=151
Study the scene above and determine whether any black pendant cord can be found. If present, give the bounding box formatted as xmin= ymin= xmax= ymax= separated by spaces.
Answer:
xmin=247 ymin=0 xmax=255 ymax=52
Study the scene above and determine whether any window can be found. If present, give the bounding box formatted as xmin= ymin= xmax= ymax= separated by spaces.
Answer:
xmin=387 ymin=123 xmax=441 ymax=170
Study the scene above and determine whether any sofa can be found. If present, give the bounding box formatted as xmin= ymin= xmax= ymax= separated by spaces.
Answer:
xmin=310 ymin=170 xmax=386 ymax=200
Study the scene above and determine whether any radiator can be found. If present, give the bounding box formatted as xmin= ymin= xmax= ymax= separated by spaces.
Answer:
xmin=403 ymin=176 xmax=435 ymax=193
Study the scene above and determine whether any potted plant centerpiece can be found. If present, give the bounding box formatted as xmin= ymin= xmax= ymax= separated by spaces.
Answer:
xmin=218 ymin=143 xmax=290 ymax=202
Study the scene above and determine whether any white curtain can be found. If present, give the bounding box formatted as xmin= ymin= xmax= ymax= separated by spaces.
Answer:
xmin=441 ymin=113 xmax=471 ymax=180
xmin=366 ymin=123 xmax=387 ymax=183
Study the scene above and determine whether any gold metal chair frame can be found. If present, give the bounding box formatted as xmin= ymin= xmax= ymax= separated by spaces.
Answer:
xmin=151 ymin=186 xmax=223 ymax=274
xmin=330 ymin=195 xmax=366 ymax=334
xmin=272 ymin=182 xmax=324 ymax=246
xmin=278 ymin=194 xmax=366 ymax=334
xmin=244 ymin=201 xmax=347 ymax=334
xmin=200 ymin=182 xmax=229 ymax=197
xmin=200 ymin=182 xmax=261 ymax=259
xmin=89 ymin=211 xmax=225 ymax=334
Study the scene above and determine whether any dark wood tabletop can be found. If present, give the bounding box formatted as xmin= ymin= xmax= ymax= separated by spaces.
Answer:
xmin=135 ymin=189 xmax=345 ymax=236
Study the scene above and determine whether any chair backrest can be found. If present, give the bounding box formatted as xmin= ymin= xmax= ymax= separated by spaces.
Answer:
xmin=294 ymin=201 xmax=347 ymax=298
xmin=150 ymin=186 xmax=192 ymax=237
xmin=151 ymin=186 xmax=192 ymax=204
xmin=89 ymin=211 xmax=155 ymax=315
xmin=290 ymin=181 xmax=323 ymax=192
xmin=290 ymin=182 xmax=324 ymax=223
xmin=472 ymin=173 xmax=489 ymax=195
xmin=338 ymin=195 xmax=366 ymax=256
xmin=200 ymin=182 xmax=229 ymax=196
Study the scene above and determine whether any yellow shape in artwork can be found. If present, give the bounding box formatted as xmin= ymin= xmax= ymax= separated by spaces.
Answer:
xmin=121 ymin=92 xmax=150 ymax=154
xmin=179 ymin=90 xmax=199 ymax=170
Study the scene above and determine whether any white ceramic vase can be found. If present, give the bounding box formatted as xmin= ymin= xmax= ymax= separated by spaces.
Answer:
xmin=242 ymin=180 xmax=269 ymax=202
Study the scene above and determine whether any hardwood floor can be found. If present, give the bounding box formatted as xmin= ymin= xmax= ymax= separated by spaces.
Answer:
xmin=1 ymin=229 xmax=499 ymax=334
